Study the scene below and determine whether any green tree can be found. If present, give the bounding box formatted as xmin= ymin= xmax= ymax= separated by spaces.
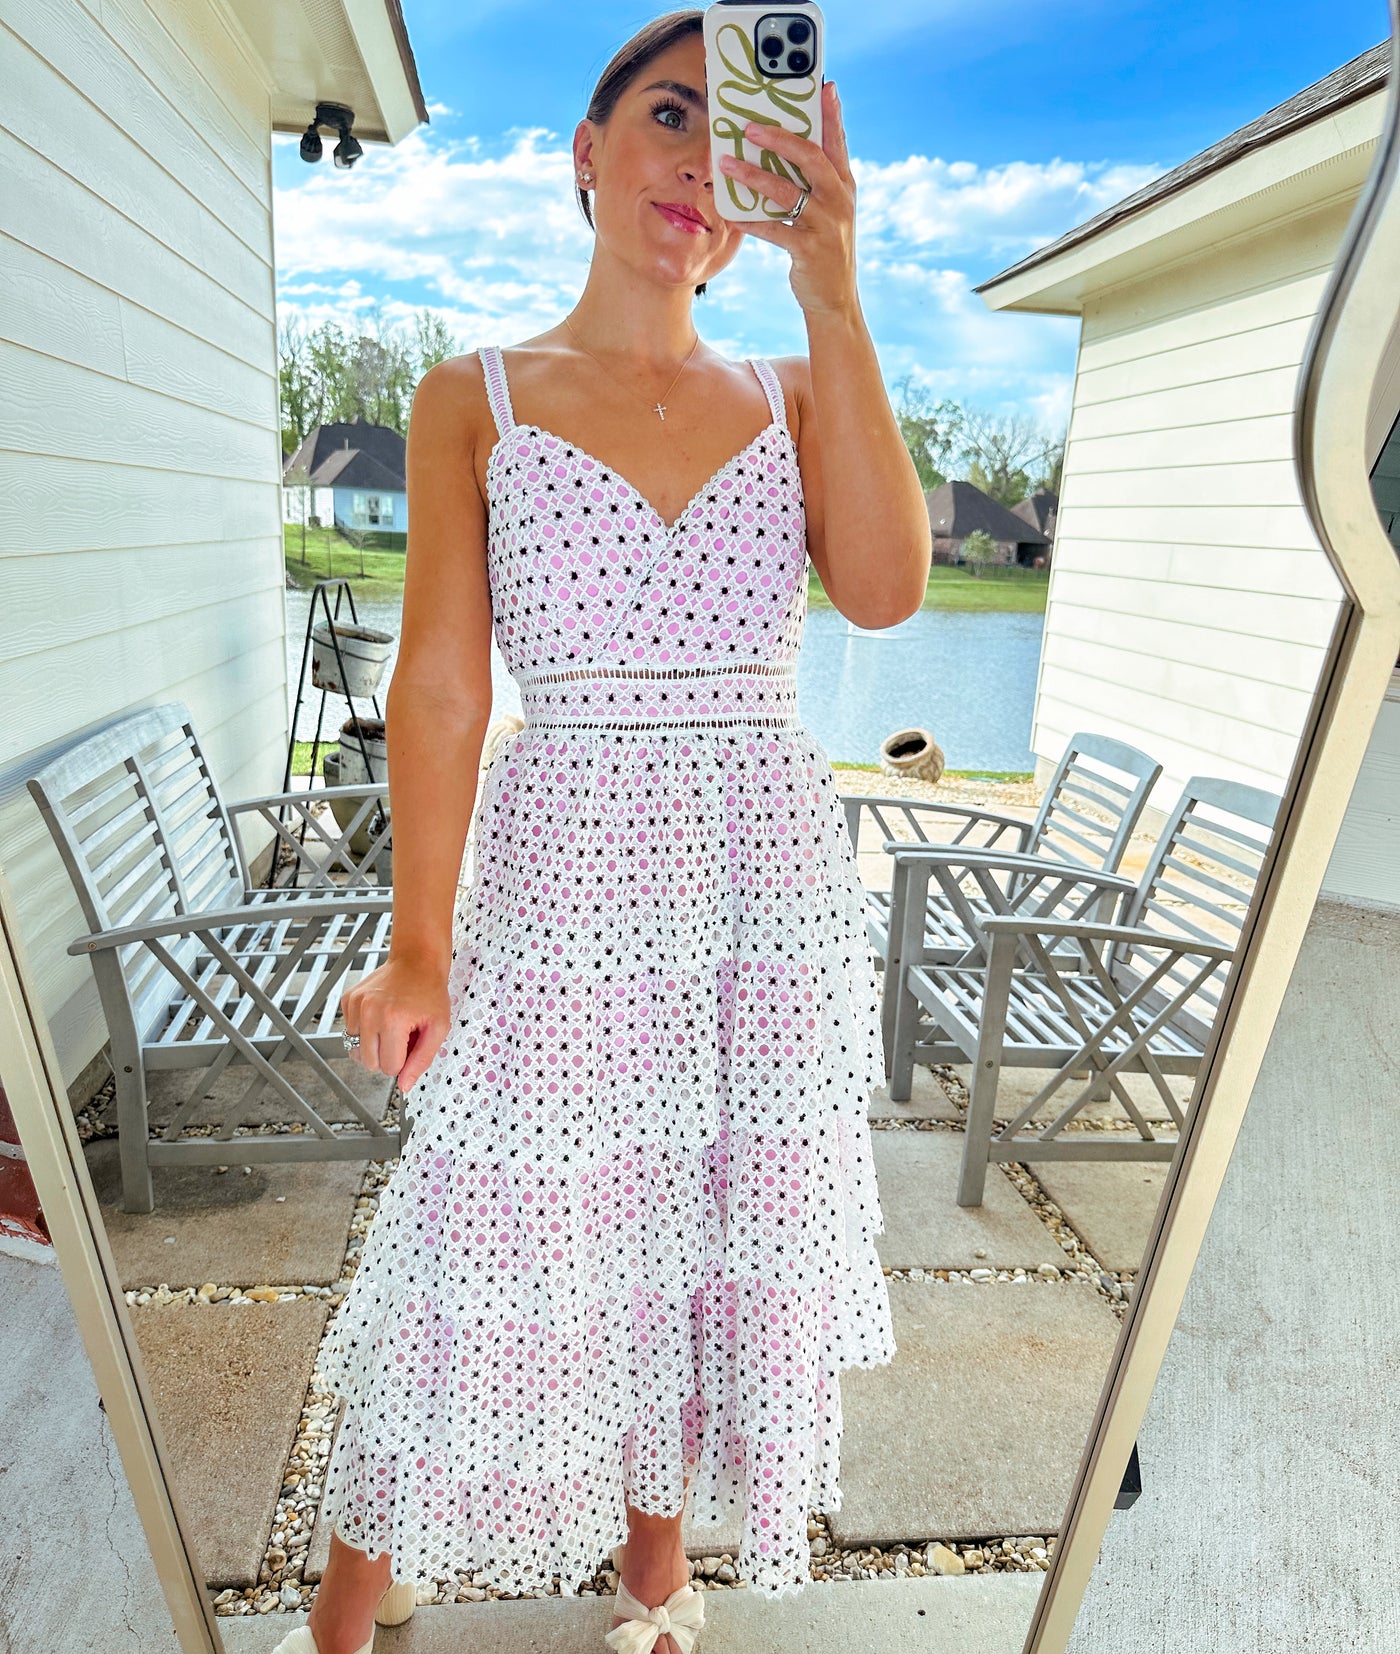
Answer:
xmin=414 ymin=310 xmax=459 ymax=374
xmin=891 ymin=372 xmax=965 ymax=492
xmin=960 ymin=528 xmax=999 ymax=577
xmin=957 ymin=406 xmax=1065 ymax=506
xmin=277 ymin=306 xmax=470 ymax=453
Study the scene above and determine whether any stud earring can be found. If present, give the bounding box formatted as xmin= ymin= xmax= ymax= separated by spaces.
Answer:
xmin=578 ymin=170 xmax=594 ymax=187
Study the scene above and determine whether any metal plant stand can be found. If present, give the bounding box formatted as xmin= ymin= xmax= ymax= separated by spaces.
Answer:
xmin=270 ymin=577 xmax=393 ymax=889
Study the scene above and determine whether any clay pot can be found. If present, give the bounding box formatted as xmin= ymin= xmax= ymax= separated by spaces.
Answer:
xmin=879 ymin=726 xmax=946 ymax=785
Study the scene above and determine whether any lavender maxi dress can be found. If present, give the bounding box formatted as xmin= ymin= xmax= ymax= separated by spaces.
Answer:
xmin=316 ymin=344 xmax=897 ymax=1599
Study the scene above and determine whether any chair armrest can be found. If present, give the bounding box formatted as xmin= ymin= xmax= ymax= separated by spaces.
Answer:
xmin=228 ymin=784 xmax=389 ymax=814
xmin=885 ymin=844 xmax=1136 ymax=891
xmin=841 ymin=794 xmax=1034 ymax=855
xmin=68 ymin=896 xmax=393 ymax=955
xmin=980 ymin=916 xmax=1234 ymax=960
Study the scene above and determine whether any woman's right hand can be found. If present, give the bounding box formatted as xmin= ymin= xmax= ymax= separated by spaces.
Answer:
xmin=340 ymin=953 xmax=452 ymax=1093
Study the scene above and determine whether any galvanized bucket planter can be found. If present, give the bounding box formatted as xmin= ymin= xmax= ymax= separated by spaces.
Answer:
xmin=320 ymin=747 xmax=384 ymax=857
xmin=878 ymin=726 xmax=946 ymax=785
xmin=310 ymin=621 xmax=395 ymax=698
xmin=336 ymin=716 xmax=388 ymax=784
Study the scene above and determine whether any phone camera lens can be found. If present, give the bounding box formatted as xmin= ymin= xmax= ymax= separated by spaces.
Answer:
xmin=787 ymin=18 xmax=811 ymax=42
xmin=788 ymin=48 xmax=810 ymax=72
xmin=761 ymin=34 xmax=783 ymax=57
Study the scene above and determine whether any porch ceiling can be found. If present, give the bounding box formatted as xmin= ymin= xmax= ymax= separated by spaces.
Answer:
xmin=220 ymin=0 xmax=428 ymax=146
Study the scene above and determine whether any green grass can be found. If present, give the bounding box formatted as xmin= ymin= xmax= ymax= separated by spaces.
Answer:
xmin=832 ymin=761 xmax=1034 ymax=782
xmin=286 ymin=527 xmax=1047 ymax=615
xmin=806 ymin=564 xmax=1048 ymax=615
xmin=284 ymin=526 xmax=407 ymax=603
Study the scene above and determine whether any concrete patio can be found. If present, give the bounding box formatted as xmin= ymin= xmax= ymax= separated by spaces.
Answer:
xmin=40 ymin=770 xmax=1181 ymax=1646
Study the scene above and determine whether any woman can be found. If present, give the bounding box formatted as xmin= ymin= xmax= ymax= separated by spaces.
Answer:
xmin=284 ymin=10 xmax=931 ymax=1653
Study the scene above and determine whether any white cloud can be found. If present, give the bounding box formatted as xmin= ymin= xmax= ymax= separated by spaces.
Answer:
xmin=272 ymin=125 xmax=1162 ymax=427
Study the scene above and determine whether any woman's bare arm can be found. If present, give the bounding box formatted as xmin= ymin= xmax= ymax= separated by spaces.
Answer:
xmin=779 ymin=334 xmax=930 ymax=631
xmin=341 ymin=355 xmax=496 ymax=1088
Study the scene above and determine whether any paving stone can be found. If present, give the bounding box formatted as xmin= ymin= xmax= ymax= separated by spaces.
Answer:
xmin=130 ymin=1296 xmax=328 ymax=1588
xmin=84 ymin=1136 xmax=368 ymax=1290
xmin=1033 ymin=1160 xmax=1170 ymax=1274
xmin=868 ymin=1063 xmax=962 ymax=1122
xmin=827 ymin=1278 xmax=1121 ymax=1546
xmin=304 ymin=1399 xmax=743 ymax=1583
xmin=0 ymin=1247 xmax=180 ymax=1650
xmin=140 ymin=1056 xmax=397 ymax=1132
xmin=217 ymin=1570 xmax=1044 ymax=1653
xmin=871 ymin=1130 xmax=1065 ymax=1272
xmin=947 ymin=1063 xmax=1190 ymax=1127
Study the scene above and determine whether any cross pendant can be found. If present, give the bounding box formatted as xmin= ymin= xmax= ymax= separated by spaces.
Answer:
xmin=655 ymin=402 xmax=667 ymax=420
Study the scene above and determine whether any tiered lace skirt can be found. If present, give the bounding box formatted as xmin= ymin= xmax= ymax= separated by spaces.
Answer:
xmin=317 ymin=666 xmax=897 ymax=1598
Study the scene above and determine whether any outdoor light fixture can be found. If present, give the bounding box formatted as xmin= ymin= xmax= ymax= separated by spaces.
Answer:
xmin=300 ymin=102 xmax=363 ymax=168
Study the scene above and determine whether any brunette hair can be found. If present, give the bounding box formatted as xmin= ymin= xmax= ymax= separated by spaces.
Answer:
xmin=577 ymin=9 xmax=709 ymax=297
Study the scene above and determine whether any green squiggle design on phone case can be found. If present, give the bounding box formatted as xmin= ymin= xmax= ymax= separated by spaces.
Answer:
xmin=710 ymin=21 xmax=815 ymax=218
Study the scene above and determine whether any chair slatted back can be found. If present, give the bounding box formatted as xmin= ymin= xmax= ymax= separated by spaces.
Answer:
xmin=28 ymin=703 xmax=244 ymax=1040
xmin=1027 ymin=732 xmax=1163 ymax=869
xmin=1114 ymin=776 xmax=1281 ymax=1045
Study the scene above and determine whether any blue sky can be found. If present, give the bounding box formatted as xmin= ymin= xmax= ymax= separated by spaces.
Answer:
xmin=272 ymin=0 xmax=1389 ymax=438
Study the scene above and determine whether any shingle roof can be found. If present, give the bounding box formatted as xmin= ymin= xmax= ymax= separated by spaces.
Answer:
xmin=304 ymin=447 xmax=405 ymax=492
xmin=975 ymin=41 xmax=1389 ymax=295
xmin=283 ymin=417 xmax=407 ymax=487
xmin=925 ymin=480 xmax=1051 ymax=544
xmin=1010 ymin=488 xmax=1058 ymax=535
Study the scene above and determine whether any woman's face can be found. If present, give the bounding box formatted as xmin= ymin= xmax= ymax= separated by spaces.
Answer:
xmin=577 ymin=34 xmax=747 ymax=293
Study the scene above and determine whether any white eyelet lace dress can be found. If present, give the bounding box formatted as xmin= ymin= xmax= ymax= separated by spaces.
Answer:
xmin=316 ymin=344 xmax=897 ymax=1600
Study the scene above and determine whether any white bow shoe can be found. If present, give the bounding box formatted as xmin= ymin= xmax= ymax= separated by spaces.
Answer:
xmin=604 ymin=1545 xmax=705 ymax=1654
xmin=270 ymin=1577 xmax=416 ymax=1654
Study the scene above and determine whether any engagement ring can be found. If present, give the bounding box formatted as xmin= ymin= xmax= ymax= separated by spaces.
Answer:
xmin=343 ymin=1031 xmax=361 ymax=1052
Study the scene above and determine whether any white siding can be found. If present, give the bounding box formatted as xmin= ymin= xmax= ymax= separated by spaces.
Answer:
xmin=1033 ymin=195 xmax=1351 ymax=816
xmin=0 ymin=0 xmax=288 ymax=1084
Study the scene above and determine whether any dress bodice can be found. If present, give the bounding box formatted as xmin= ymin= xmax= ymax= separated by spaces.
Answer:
xmin=477 ymin=344 xmax=809 ymax=731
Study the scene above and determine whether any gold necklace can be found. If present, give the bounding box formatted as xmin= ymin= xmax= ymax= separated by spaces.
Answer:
xmin=563 ymin=315 xmax=701 ymax=422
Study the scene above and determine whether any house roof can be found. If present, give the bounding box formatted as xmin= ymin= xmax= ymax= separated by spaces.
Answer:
xmin=1010 ymin=488 xmax=1058 ymax=535
xmin=284 ymin=418 xmax=406 ymax=489
xmin=306 ymin=447 xmax=405 ymax=492
xmin=975 ymin=41 xmax=1389 ymax=296
xmin=925 ymin=480 xmax=1051 ymax=544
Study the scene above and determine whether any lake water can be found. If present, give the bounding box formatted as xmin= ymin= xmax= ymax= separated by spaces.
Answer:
xmin=285 ymin=590 xmax=1042 ymax=772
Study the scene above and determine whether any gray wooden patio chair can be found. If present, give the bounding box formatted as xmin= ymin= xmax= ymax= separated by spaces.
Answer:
xmin=232 ymin=782 xmax=392 ymax=894
xmin=885 ymin=775 xmax=1280 ymax=1205
xmin=27 ymin=703 xmax=401 ymax=1214
xmin=840 ymin=732 xmax=1162 ymax=974
xmin=841 ymin=733 xmax=1162 ymax=1061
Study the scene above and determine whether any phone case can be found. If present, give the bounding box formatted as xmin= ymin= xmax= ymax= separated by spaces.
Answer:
xmin=703 ymin=2 xmax=824 ymax=224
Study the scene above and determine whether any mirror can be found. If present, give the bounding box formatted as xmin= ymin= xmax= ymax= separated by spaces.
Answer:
xmin=2 ymin=6 xmax=1397 ymax=1651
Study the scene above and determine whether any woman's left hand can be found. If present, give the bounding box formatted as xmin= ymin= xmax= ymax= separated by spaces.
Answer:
xmin=717 ymin=80 xmax=856 ymax=317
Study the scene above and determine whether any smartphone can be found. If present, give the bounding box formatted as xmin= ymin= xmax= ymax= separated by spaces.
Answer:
xmin=703 ymin=2 xmax=824 ymax=225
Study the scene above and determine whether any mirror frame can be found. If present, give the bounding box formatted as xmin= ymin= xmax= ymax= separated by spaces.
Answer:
xmin=1 ymin=24 xmax=1398 ymax=1652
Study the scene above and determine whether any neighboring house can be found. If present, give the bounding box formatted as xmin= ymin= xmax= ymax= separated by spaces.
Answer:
xmin=1010 ymin=486 xmax=1058 ymax=548
xmin=0 ymin=1 xmax=426 ymax=1092
xmin=925 ymin=479 xmax=1052 ymax=567
xmin=283 ymin=416 xmax=408 ymax=536
xmin=975 ymin=43 xmax=1390 ymax=819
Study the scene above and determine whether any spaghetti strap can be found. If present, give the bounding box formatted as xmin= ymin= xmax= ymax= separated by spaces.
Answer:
xmin=748 ymin=357 xmax=788 ymax=432
xmin=478 ymin=344 xmax=516 ymax=440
